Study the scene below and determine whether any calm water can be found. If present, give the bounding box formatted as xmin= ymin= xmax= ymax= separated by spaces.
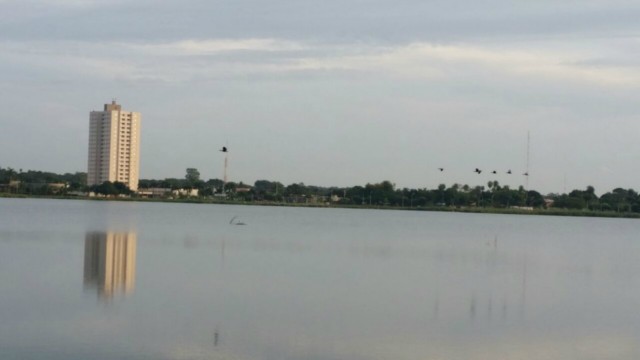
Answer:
xmin=1 ymin=198 xmax=640 ymax=360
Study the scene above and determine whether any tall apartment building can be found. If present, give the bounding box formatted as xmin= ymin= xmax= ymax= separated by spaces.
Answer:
xmin=87 ymin=101 xmax=141 ymax=191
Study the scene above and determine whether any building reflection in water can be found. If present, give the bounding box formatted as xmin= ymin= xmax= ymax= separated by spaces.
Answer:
xmin=83 ymin=231 xmax=137 ymax=299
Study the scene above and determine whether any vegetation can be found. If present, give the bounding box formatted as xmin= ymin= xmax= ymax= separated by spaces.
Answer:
xmin=0 ymin=167 xmax=86 ymax=195
xmin=2 ymin=166 xmax=640 ymax=217
xmin=89 ymin=181 xmax=133 ymax=196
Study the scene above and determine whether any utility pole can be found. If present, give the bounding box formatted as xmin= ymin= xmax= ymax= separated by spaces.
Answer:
xmin=525 ymin=131 xmax=530 ymax=191
xmin=219 ymin=145 xmax=229 ymax=194
xmin=223 ymin=154 xmax=228 ymax=192
xmin=525 ymin=131 xmax=530 ymax=206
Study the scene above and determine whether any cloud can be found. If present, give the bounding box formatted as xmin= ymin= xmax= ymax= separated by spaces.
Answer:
xmin=290 ymin=42 xmax=640 ymax=86
xmin=0 ymin=0 xmax=116 ymax=7
xmin=2 ymin=38 xmax=639 ymax=87
xmin=124 ymin=39 xmax=306 ymax=56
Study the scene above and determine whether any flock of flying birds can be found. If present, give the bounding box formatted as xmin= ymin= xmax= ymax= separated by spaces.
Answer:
xmin=438 ymin=168 xmax=529 ymax=176
xmin=220 ymin=146 xmax=530 ymax=177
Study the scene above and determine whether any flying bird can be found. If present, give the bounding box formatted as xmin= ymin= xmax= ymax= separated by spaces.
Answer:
xmin=507 ymin=170 xmax=512 ymax=174
xmin=220 ymin=146 xmax=228 ymax=153
xmin=523 ymin=172 xmax=529 ymax=176
xmin=438 ymin=168 xmax=444 ymax=172
xmin=491 ymin=170 xmax=497 ymax=174
xmin=474 ymin=168 xmax=482 ymax=174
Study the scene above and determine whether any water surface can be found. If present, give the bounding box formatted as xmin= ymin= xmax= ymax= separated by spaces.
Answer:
xmin=1 ymin=198 xmax=639 ymax=359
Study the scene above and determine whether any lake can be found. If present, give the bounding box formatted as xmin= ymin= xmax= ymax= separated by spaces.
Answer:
xmin=1 ymin=198 xmax=639 ymax=360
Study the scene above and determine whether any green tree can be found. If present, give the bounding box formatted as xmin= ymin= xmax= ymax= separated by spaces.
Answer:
xmin=95 ymin=181 xmax=133 ymax=196
xmin=526 ymin=190 xmax=545 ymax=208
xmin=113 ymin=182 xmax=133 ymax=195
xmin=91 ymin=181 xmax=118 ymax=195
xmin=553 ymin=194 xmax=586 ymax=210
xmin=185 ymin=168 xmax=200 ymax=187
xmin=365 ymin=181 xmax=396 ymax=205
xmin=285 ymin=183 xmax=310 ymax=196
xmin=437 ymin=184 xmax=446 ymax=205
xmin=225 ymin=181 xmax=238 ymax=192
xmin=253 ymin=180 xmax=284 ymax=200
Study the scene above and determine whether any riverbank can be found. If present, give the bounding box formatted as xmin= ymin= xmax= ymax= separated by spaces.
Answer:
xmin=2 ymin=193 xmax=639 ymax=219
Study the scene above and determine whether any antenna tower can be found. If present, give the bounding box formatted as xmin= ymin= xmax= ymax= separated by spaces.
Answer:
xmin=220 ymin=142 xmax=229 ymax=194
xmin=223 ymin=153 xmax=228 ymax=192
xmin=525 ymin=131 xmax=530 ymax=191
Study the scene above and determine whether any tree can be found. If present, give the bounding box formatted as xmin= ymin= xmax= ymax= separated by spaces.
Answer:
xmin=470 ymin=186 xmax=485 ymax=206
xmin=252 ymin=180 xmax=284 ymax=200
xmin=0 ymin=167 xmax=12 ymax=183
xmin=553 ymin=194 xmax=586 ymax=210
xmin=600 ymin=188 xmax=638 ymax=212
xmin=285 ymin=183 xmax=310 ymax=196
xmin=224 ymin=181 xmax=237 ymax=192
xmin=345 ymin=185 xmax=366 ymax=204
xmin=526 ymin=190 xmax=545 ymax=208
xmin=91 ymin=181 xmax=118 ymax=195
xmin=253 ymin=180 xmax=274 ymax=194
xmin=365 ymin=181 xmax=397 ymax=205
xmin=445 ymin=186 xmax=460 ymax=206
xmin=63 ymin=172 xmax=87 ymax=190
xmin=437 ymin=184 xmax=446 ymax=205
xmin=185 ymin=168 xmax=200 ymax=187
xmin=113 ymin=182 xmax=133 ymax=195
xmin=163 ymin=178 xmax=187 ymax=190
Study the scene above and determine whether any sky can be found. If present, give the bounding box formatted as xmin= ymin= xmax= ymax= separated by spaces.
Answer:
xmin=1 ymin=0 xmax=639 ymax=194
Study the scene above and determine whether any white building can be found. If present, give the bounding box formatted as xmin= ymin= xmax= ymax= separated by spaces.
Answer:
xmin=172 ymin=188 xmax=199 ymax=197
xmin=87 ymin=101 xmax=141 ymax=191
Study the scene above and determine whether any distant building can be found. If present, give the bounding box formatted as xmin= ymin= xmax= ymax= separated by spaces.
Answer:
xmin=87 ymin=100 xmax=141 ymax=191
xmin=137 ymin=187 xmax=171 ymax=198
xmin=172 ymin=188 xmax=199 ymax=197
xmin=47 ymin=182 xmax=67 ymax=192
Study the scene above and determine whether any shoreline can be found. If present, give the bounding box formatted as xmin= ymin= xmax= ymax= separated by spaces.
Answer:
xmin=2 ymin=193 xmax=639 ymax=219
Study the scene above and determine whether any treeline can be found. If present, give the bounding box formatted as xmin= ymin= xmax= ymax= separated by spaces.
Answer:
xmin=2 ymin=166 xmax=640 ymax=213
xmin=0 ymin=167 xmax=86 ymax=195
xmin=137 ymin=169 xmax=640 ymax=213
xmin=551 ymin=186 xmax=640 ymax=212
xmin=235 ymin=179 xmax=547 ymax=208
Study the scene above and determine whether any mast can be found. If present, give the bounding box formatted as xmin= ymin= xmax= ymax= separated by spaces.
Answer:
xmin=223 ymin=153 xmax=228 ymax=192
xmin=219 ymin=145 xmax=229 ymax=194
xmin=525 ymin=131 xmax=530 ymax=191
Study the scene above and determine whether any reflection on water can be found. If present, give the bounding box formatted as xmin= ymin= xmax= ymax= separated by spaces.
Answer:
xmin=83 ymin=231 xmax=137 ymax=299
xmin=2 ymin=199 xmax=640 ymax=360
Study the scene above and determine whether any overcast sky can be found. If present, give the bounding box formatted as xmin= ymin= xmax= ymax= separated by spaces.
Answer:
xmin=1 ymin=0 xmax=639 ymax=194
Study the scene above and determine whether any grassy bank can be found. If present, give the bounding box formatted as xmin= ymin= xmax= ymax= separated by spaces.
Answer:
xmin=2 ymin=192 xmax=639 ymax=219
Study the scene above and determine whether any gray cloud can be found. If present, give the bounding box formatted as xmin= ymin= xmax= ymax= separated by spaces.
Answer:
xmin=2 ymin=0 xmax=640 ymax=42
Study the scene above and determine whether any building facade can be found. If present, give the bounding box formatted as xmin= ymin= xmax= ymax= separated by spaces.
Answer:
xmin=87 ymin=101 xmax=141 ymax=191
